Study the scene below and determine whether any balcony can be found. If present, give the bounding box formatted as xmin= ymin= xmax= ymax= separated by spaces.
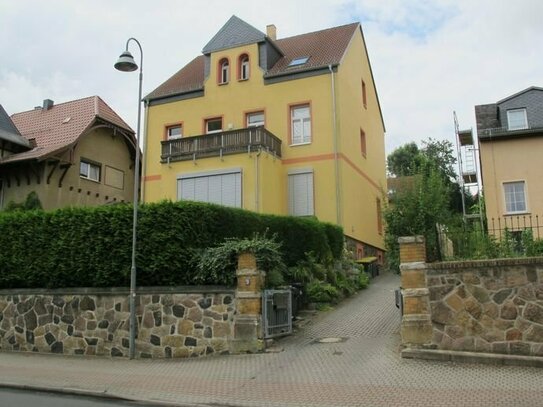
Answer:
xmin=161 ymin=127 xmax=282 ymax=163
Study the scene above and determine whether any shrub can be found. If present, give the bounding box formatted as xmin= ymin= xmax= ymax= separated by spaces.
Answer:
xmin=0 ymin=200 xmax=342 ymax=288
xmin=306 ymin=280 xmax=340 ymax=303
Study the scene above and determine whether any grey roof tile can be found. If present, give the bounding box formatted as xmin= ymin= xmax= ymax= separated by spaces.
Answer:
xmin=202 ymin=15 xmax=266 ymax=54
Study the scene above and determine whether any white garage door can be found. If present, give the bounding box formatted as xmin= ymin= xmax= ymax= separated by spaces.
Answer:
xmin=178 ymin=169 xmax=242 ymax=208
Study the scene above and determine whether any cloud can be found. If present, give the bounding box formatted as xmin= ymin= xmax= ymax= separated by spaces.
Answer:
xmin=1 ymin=0 xmax=542 ymax=157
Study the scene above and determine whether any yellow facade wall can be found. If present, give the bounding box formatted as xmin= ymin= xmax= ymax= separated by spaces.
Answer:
xmin=144 ymin=30 xmax=386 ymax=251
xmin=1 ymin=127 xmax=135 ymax=210
xmin=480 ymin=137 xmax=543 ymax=224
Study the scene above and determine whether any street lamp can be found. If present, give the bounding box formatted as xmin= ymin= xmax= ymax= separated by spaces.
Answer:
xmin=115 ymin=37 xmax=143 ymax=360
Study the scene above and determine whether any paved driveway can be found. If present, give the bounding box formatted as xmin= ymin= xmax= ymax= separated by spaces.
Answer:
xmin=1 ymin=272 xmax=542 ymax=407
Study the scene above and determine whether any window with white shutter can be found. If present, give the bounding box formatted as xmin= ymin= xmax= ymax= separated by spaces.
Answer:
xmin=288 ymin=170 xmax=314 ymax=216
xmin=177 ymin=169 xmax=242 ymax=208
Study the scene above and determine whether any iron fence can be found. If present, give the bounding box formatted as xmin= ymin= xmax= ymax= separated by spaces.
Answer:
xmin=437 ymin=215 xmax=543 ymax=260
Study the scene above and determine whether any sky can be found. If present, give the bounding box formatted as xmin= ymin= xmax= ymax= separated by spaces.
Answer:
xmin=1 ymin=0 xmax=542 ymax=156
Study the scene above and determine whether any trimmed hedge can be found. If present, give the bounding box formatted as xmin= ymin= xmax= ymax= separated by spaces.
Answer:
xmin=0 ymin=201 xmax=344 ymax=289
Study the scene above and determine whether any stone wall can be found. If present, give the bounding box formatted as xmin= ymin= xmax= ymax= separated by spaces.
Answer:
xmin=0 ymin=287 xmax=235 ymax=358
xmin=427 ymin=258 xmax=543 ymax=357
xmin=398 ymin=236 xmax=543 ymax=359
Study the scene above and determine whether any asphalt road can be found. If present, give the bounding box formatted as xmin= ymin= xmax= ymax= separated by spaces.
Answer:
xmin=0 ymin=388 xmax=157 ymax=407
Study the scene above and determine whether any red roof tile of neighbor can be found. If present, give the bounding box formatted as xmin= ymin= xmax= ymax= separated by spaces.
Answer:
xmin=145 ymin=23 xmax=359 ymax=101
xmin=2 ymin=96 xmax=134 ymax=164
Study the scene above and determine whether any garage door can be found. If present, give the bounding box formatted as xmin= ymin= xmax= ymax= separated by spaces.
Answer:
xmin=178 ymin=169 xmax=242 ymax=208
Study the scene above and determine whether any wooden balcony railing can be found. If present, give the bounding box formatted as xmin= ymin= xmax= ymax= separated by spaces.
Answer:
xmin=161 ymin=127 xmax=282 ymax=163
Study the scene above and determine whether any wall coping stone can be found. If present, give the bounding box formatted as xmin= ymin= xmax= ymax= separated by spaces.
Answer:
xmin=428 ymin=256 xmax=543 ymax=271
xmin=398 ymin=236 xmax=425 ymax=244
xmin=400 ymin=262 xmax=427 ymax=271
xmin=236 ymin=292 xmax=262 ymax=299
xmin=402 ymin=314 xmax=431 ymax=322
xmin=0 ymin=285 xmax=235 ymax=296
xmin=402 ymin=288 xmax=429 ymax=297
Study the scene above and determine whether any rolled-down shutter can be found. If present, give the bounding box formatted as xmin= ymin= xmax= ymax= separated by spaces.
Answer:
xmin=288 ymin=170 xmax=314 ymax=216
xmin=178 ymin=170 xmax=241 ymax=208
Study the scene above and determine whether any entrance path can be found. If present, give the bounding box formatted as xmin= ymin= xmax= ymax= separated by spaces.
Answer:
xmin=1 ymin=272 xmax=543 ymax=406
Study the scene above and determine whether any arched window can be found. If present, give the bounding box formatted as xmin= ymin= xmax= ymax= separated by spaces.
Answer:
xmin=218 ymin=58 xmax=229 ymax=84
xmin=238 ymin=54 xmax=249 ymax=80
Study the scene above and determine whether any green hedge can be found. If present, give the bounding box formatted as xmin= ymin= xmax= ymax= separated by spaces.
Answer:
xmin=0 ymin=201 xmax=343 ymax=289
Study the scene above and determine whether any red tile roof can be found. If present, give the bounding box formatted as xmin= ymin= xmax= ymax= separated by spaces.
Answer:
xmin=145 ymin=22 xmax=360 ymax=101
xmin=1 ymin=96 xmax=134 ymax=164
xmin=266 ymin=23 xmax=359 ymax=77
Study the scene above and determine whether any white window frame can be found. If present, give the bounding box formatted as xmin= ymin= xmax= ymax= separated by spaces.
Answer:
xmin=503 ymin=181 xmax=527 ymax=214
xmin=167 ymin=124 xmax=182 ymax=139
xmin=288 ymin=168 xmax=314 ymax=216
xmin=219 ymin=59 xmax=229 ymax=84
xmin=507 ymin=108 xmax=528 ymax=131
xmin=80 ymin=160 xmax=100 ymax=182
xmin=246 ymin=111 xmax=265 ymax=128
xmin=240 ymin=56 xmax=249 ymax=80
xmin=290 ymin=105 xmax=311 ymax=145
xmin=205 ymin=118 xmax=223 ymax=134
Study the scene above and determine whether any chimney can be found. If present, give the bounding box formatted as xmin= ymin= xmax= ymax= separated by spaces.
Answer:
xmin=42 ymin=99 xmax=54 ymax=110
xmin=266 ymin=24 xmax=277 ymax=41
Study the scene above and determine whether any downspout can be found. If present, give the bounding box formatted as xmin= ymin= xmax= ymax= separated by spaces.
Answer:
xmin=329 ymin=64 xmax=341 ymax=225
xmin=254 ymin=147 xmax=262 ymax=212
xmin=141 ymin=100 xmax=149 ymax=202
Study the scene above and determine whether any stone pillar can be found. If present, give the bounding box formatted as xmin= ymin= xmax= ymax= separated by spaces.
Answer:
xmin=399 ymin=236 xmax=433 ymax=348
xmin=230 ymin=252 xmax=265 ymax=353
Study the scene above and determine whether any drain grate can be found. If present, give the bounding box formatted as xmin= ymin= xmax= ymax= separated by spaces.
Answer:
xmin=315 ymin=337 xmax=348 ymax=344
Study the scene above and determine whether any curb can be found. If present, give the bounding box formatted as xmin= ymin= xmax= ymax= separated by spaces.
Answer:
xmin=0 ymin=382 xmax=200 ymax=406
xmin=401 ymin=348 xmax=543 ymax=368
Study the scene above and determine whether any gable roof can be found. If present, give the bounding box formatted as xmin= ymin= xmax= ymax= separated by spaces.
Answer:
xmin=0 ymin=104 xmax=30 ymax=149
xmin=146 ymin=21 xmax=359 ymax=102
xmin=265 ymin=22 xmax=359 ymax=78
xmin=202 ymin=15 xmax=267 ymax=54
xmin=0 ymin=96 xmax=134 ymax=165
xmin=497 ymin=86 xmax=543 ymax=104
xmin=145 ymin=56 xmax=205 ymax=102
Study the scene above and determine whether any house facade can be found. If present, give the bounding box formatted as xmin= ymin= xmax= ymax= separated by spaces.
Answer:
xmin=143 ymin=16 xmax=386 ymax=259
xmin=0 ymin=97 xmax=137 ymax=211
xmin=475 ymin=87 xmax=543 ymax=230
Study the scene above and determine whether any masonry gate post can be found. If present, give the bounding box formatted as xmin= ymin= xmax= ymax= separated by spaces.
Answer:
xmin=398 ymin=236 xmax=433 ymax=348
xmin=230 ymin=252 xmax=266 ymax=353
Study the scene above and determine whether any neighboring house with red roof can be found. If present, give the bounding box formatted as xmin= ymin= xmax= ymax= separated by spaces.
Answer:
xmin=0 ymin=96 xmax=137 ymax=210
xmin=143 ymin=16 xmax=387 ymax=260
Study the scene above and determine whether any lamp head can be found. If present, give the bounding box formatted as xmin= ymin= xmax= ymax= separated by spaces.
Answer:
xmin=114 ymin=50 xmax=138 ymax=72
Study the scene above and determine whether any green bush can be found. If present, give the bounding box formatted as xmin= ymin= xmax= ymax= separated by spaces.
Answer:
xmin=306 ymin=280 xmax=340 ymax=303
xmin=0 ymin=200 xmax=342 ymax=289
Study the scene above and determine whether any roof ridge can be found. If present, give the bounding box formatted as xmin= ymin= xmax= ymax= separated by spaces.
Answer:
xmin=276 ymin=22 xmax=359 ymax=43
xmin=10 ymin=95 xmax=97 ymax=117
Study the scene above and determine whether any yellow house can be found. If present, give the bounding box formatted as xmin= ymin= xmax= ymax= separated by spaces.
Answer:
xmin=476 ymin=86 xmax=543 ymax=234
xmin=143 ymin=16 xmax=386 ymax=260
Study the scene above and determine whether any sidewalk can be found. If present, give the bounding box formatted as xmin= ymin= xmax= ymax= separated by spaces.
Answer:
xmin=1 ymin=272 xmax=543 ymax=407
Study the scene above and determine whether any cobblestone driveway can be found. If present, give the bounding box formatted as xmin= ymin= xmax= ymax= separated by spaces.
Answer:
xmin=1 ymin=272 xmax=542 ymax=407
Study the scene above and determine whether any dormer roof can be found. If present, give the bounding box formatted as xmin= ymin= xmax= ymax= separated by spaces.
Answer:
xmin=202 ymin=15 xmax=267 ymax=54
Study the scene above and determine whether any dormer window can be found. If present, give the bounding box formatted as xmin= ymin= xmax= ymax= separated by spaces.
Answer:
xmin=239 ymin=54 xmax=250 ymax=80
xmin=288 ymin=57 xmax=309 ymax=67
xmin=507 ymin=108 xmax=528 ymax=130
xmin=218 ymin=58 xmax=230 ymax=84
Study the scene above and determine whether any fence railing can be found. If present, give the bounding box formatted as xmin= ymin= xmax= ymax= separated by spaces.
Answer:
xmin=480 ymin=125 xmax=543 ymax=138
xmin=437 ymin=215 xmax=543 ymax=260
xmin=161 ymin=126 xmax=282 ymax=163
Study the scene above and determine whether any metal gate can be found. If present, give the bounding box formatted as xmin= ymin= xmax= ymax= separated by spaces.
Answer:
xmin=262 ymin=289 xmax=292 ymax=339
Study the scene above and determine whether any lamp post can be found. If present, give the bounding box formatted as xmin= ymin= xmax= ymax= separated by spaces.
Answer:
xmin=114 ymin=38 xmax=143 ymax=360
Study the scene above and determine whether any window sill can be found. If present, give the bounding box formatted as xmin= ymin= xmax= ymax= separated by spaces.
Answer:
xmin=218 ymin=82 xmax=229 ymax=86
xmin=238 ymin=78 xmax=249 ymax=82
xmin=504 ymin=212 xmax=530 ymax=216
xmin=290 ymin=142 xmax=312 ymax=147
xmin=80 ymin=176 xmax=100 ymax=184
